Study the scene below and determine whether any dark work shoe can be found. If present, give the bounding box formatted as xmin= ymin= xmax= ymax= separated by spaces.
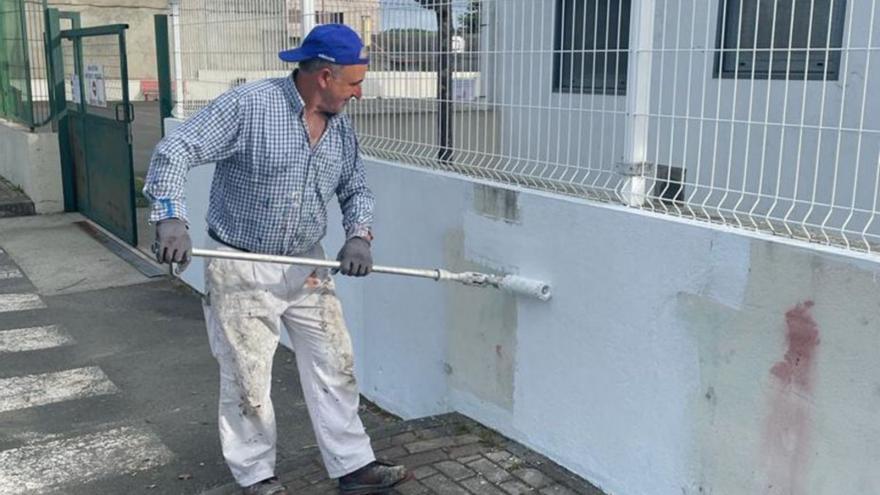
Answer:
xmin=338 ymin=460 xmax=411 ymax=494
xmin=242 ymin=476 xmax=288 ymax=495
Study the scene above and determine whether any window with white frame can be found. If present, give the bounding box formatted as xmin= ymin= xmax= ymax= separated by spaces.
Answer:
xmin=317 ymin=11 xmax=344 ymax=24
xmin=716 ymin=0 xmax=847 ymax=80
xmin=552 ymin=0 xmax=631 ymax=95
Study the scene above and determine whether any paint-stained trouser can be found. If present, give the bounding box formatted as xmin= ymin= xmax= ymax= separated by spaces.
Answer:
xmin=202 ymin=240 xmax=375 ymax=487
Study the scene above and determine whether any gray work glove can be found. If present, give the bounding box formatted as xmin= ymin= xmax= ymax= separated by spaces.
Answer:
xmin=155 ymin=218 xmax=192 ymax=272
xmin=334 ymin=237 xmax=372 ymax=277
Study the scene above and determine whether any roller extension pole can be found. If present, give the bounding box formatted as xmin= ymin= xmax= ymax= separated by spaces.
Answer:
xmin=190 ymin=248 xmax=552 ymax=301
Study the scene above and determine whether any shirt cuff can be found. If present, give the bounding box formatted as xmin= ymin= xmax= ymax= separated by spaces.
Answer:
xmin=346 ymin=225 xmax=373 ymax=243
xmin=148 ymin=197 xmax=188 ymax=225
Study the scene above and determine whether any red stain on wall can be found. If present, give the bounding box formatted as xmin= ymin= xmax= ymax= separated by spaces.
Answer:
xmin=761 ymin=301 xmax=820 ymax=495
xmin=771 ymin=301 xmax=821 ymax=390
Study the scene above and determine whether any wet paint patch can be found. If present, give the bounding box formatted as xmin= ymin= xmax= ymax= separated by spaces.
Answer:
xmin=444 ymin=228 xmax=517 ymax=410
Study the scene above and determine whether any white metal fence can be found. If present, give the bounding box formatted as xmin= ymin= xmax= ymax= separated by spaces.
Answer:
xmin=169 ymin=0 xmax=880 ymax=256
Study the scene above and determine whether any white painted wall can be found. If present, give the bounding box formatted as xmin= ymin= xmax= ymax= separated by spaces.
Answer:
xmin=356 ymin=159 xmax=880 ymax=495
xmin=0 ymin=121 xmax=63 ymax=213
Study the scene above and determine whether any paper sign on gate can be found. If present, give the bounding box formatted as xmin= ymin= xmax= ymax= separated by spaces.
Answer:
xmin=70 ymin=74 xmax=81 ymax=104
xmin=84 ymin=64 xmax=106 ymax=107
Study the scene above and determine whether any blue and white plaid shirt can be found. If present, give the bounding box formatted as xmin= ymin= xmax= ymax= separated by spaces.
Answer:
xmin=143 ymin=73 xmax=374 ymax=255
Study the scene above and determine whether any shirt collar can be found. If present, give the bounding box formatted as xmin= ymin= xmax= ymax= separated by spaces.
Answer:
xmin=285 ymin=70 xmax=346 ymax=129
xmin=285 ymin=70 xmax=306 ymax=114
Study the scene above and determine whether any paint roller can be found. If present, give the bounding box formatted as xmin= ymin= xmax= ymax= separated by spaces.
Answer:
xmin=189 ymin=248 xmax=552 ymax=301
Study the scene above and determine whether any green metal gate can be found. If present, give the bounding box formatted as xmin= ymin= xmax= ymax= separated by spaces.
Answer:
xmin=58 ymin=22 xmax=137 ymax=246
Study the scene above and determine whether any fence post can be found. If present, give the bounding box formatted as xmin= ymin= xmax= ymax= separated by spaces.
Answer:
xmin=619 ymin=0 xmax=655 ymax=207
xmin=154 ymin=14 xmax=172 ymax=137
xmin=169 ymin=0 xmax=184 ymax=117
xmin=0 ymin=2 xmax=9 ymax=119
xmin=17 ymin=0 xmax=35 ymax=128
xmin=301 ymin=0 xmax=315 ymax=37
xmin=416 ymin=1 xmax=453 ymax=163
xmin=45 ymin=7 xmax=76 ymax=211
xmin=58 ymin=10 xmax=80 ymax=28
xmin=436 ymin=2 xmax=452 ymax=163
xmin=44 ymin=7 xmax=64 ymax=128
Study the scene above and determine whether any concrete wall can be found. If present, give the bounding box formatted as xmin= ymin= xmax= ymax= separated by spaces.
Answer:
xmin=172 ymin=118 xmax=880 ymax=493
xmin=0 ymin=121 xmax=63 ymax=213
xmin=358 ymin=159 xmax=880 ymax=495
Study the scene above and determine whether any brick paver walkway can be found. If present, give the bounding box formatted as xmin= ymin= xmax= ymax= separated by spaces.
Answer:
xmin=204 ymin=413 xmax=606 ymax=495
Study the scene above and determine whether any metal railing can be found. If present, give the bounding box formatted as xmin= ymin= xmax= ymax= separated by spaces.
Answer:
xmin=169 ymin=0 xmax=293 ymax=116
xmin=168 ymin=0 xmax=880 ymax=257
xmin=0 ymin=0 xmax=51 ymax=128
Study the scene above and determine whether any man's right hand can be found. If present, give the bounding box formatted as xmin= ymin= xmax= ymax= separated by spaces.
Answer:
xmin=155 ymin=218 xmax=192 ymax=271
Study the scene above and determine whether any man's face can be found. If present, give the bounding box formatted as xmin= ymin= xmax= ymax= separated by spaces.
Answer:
xmin=319 ymin=64 xmax=367 ymax=114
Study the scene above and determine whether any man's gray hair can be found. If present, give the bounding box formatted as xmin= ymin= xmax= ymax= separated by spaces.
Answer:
xmin=298 ymin=58 xmax=342 ymax=76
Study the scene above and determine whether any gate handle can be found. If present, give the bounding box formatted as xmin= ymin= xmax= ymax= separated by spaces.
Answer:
xmin=115 ymin=102 xmax=134 ymax=122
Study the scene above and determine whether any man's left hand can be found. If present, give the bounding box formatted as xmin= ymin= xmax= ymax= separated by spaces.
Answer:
xmin=335 ymin=237 xmax=372 ymax=277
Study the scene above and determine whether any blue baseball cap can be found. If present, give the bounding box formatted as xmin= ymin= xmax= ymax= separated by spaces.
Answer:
xmin=279 ymin=24 xmax=369 ymax=65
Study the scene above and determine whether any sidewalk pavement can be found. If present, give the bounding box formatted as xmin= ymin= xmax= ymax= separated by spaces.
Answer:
xmin=207 ymin=413 xmax=606 ymax=495
xmin=0 ymin=213 xmax=606 ymax=495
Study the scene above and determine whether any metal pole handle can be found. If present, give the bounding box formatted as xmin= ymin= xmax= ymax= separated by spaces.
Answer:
xmin=191 ymin=248 xmax=442 ymax=281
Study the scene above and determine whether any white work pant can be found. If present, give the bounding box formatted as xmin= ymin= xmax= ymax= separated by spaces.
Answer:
xmin=202 ymin=240 xmax=375 ymax=487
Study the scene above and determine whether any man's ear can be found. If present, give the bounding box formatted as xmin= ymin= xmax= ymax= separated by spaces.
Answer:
xmin=317 ymin=67 xmax=333 ymax=88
